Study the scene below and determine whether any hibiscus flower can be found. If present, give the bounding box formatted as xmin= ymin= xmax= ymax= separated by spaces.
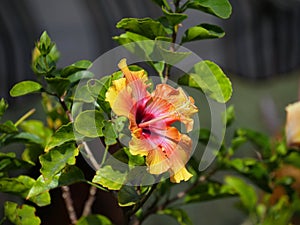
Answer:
xmin=286 ymin=101 xmax=300 ymax=147
xmin=106 ymin=59 xmax=198 ymax=183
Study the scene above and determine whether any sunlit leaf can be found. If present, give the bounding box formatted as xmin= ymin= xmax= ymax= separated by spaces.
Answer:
xmin=61 ymin=60 xmax=92 ymax=77
xmin=186 ymin=0 xmax=232 ymax=19
xmin=178 ymin=60 xmax=232 ymax=103
xmin=0 ymin=98 xmax=8 ymax=119
xmin=74 ymin=110 xmax=104 ymax=138
xmin=224 ymin=176 xmax=257 ymax=211
xmin=92 ymin=165 xmax=127 ymax=190
xmin=116 ymin=18 xmax=167 ymax=40
xmin=40 ymin=143 xmax=79 ymax=179
xmin=0 ymin=176 xmax=50 ymax=206
xmin=10 ymin=81 xmax=42 ymax=97
xmin=45 ymin=123 xmax=75 ymax=152
xmin=5 ymin=201 xmax=41 ymax=225
xmin=27 ymin=166 xmax=84 ymax=199
xmin=181 ymin=24 xmax=225 ymax=43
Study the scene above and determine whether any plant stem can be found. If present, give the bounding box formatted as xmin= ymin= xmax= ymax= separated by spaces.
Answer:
xmin=82 ymin=186 xmax=98 ymax=216
xmin=14 ymin=108 xmax=36 ymax=127
xmin=61 ymin=185 xmax=78 ymax=224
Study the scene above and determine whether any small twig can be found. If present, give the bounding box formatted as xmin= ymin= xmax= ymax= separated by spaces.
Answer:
xmin=14 ymin=108 xmax=36 ymax=127
xmin=61 ymin=185 xmax=78 ymax=224
xmin=82 ymin=186 xmax=98 ymax=216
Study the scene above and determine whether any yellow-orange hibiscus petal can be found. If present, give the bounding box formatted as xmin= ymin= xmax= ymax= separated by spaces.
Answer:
xmin=170 ymin=167 xmax=193 ymax=183
xmin=118 ymin=58 xmax=147 ymax=83
xmin=152 ymin=84 xmax=198 ymax=132
xmin=286 ymin=101 xmax=300 ymax=147
xmin=147 ymin=149 xmax=170 ymax=175
xmin=105 ymin=78 xmax=134 ymax=117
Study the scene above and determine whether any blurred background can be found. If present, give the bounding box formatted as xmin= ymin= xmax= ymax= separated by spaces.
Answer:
xmin=0 ymin=0 xmax=299 ymax=224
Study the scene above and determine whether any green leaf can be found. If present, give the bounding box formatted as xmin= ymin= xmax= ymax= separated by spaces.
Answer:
xmin=116 ymin=18 xmax=167 ymax=40
xmin=0 ymin=176 xmax=50 ymax=206
xmin=92 ymin=165 xmax=127 ymax=190
xmin=118 ymin=185 xmax=141 ymax=207
xmin=0 ymin=98 xmax=8 ymax=119
xmin=61 ymin=60 xmax=92 ymax=77
xmin=4 ymin=132 xmax=44 ymax=146
xmin=162 ymin=7 xmax=188 ymax=26
xmin=0 ymin=120 xmax=18 ymax=134
xmin=38 ymin=31 xmax=54 ymax=56
xmin=87 ymin=77 xmax=111 ymax=100
xmin=45 ymin=123 xmax=75 ymax=151
xmin=151 ymin=0 xmax=171 ymax=10
xmin=73 ymin=84 xmax=95 ymax=103
xmin=74 ymin=110 xmax=104 ymax=138
xmin=68 ymin=71 xmax=94 ymax=83
xmin=0 ymin=152 xmax=32 ymax=173
xmin=224 ymin=176 xmax=257 ymax=211
xmin=235 ymin=129 xmax=271 ymax=158
xmin=45 ymin=77 xmax=70 ymax=97
xmin=27 ymin=166 xmax=84 ymax=199
xmin=20 ymin=120 xmax=52 ymax=147
xmin=158 ymin=208 xmax=192 ymax=225
xmin=178 ymin=60 xmax=232 ymax=103
xmin=184 ymin=181 xmax=234 ymax=204
xmin=4 ymin=201 xmax=41 ymax=225
xmin=32 ymin=54 xmax=56 ymax=75
xmin=76 ymin=215 xmax=113 ymax=225
xmin=186 ymin=0 xmax=232 ymax=19
xmin=223 ymin=105 xmax=235 ymax=127
xmin=10 ymin=81 xmax=42 ymax=97
xmin=40 ymin=143 xmax=79 ymax=179
xmin=181 ymin=23 xmax=225 ymax=44
xmin=102 ymin=121 xmax=118 ymax=146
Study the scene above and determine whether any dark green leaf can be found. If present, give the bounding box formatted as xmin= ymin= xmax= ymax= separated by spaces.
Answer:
xmin=118 ymin=185 xmax=141 ymax=207
xmin=181 ymin=23 xmax=225 ymax=43
xmin=68 ymin=71 xmax=94 ymax=83
xmin=0 ymin=120 xmax=18 ymax=134
xmin=186 ymin=0 xmax=232 ymax=19
xmin=45 ymin=77 xmax=70 ymax=97
xmin=27 ymin=166 xmax=84 ymax=199
xmin=76 ymin=215 xmax=113 ymax=225
xmin=32 ymin=54 xmax=56 ymax=75
xmin=162 ymin=7 xmax=188 ymax=26
xmin=20 ymin=120 xmax=52 ymax=147
xmin=0 ymin=176 xmax=50 ymax=206
xmin=45 ymin=123 xmax=75 ymax=151
xmin=92 ymin=165 xmax=127 ymax=190
xmin=61 ymin=60 xmax=92 ymax=77
xmin=4 ymin=201 xmax=41 ymax=225
xmin=184 ymin=181 xmax=234 ymax=203
xmin=10 ymin=81 xmax=42 ymax=97
xmin=158 ymin=208 xmax=192 ymax=225
xmin=0 ymin=98 xmax=8 ymax=119
xmin=102 ymin=121 xmax=118 ymax=146
xmin=40 ymin=143 xmax=79 ymax=179
xmin=224 ymin=176 xmax=257 ymax=211
xmin=151 ymin=0 xmax=171 ymax=10
xmin=116 ymin=18 xmax=167 ymax=40
xmin=4 ymin=132 xmax=44 ymax=146
xmin=178 ymin=60 xmax=232 ymax=103
xmin=235 ymin=129 xmax=271 ymax=158
xmin=0 ymin=152 xmax=32 ymax=173
xmin=74 ymin=110 xmax=104 ymax=138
